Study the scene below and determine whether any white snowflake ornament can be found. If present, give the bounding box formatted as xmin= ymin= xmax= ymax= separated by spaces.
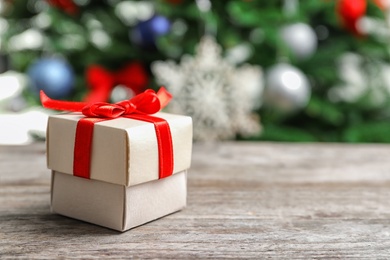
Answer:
xmin=152 ymin=36 xmax=263 ymax=141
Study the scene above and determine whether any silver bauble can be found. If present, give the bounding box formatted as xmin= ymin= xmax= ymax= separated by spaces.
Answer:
xmin=265 ymin=63 xmax=311 ymax=112
xmin=280 ymin=23 xmax=317 ymax=60
xmin=110 ymin=85 xmax=135 ymax=103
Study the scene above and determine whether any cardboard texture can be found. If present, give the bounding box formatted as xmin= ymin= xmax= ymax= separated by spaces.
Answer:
xmin=46 ymin=111 xmax=192 ymax=231
xmin=47 ymin=112 xmax=193 ymax=186
xmin=51 ymin=171 xmax=187 ymax=231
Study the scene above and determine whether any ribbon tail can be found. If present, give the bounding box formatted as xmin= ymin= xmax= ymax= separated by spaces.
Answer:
xmin=156 ymin=87 xmax=172 ymax=109
xmin=40 ymin=91 xmax=87 ymax=112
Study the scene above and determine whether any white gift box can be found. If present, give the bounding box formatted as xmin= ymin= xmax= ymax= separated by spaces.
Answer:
xmin=46 ymin=112 xmax=192 ymax=231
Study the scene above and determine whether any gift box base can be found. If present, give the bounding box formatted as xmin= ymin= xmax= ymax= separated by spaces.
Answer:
xmin=51 ymin=171 xmax=187 ymax=232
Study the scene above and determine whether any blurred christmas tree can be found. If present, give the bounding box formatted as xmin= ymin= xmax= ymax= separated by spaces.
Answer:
xmin=2 ymin=0 xmax=390 ymax=142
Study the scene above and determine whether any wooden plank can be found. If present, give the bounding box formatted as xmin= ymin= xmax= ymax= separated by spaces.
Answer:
xmin=1 ymin=143 xmax=390 ymax=258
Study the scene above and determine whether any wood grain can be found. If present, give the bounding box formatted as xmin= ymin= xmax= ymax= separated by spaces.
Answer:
xmin=1 ymin=142 xmax=390 ymax=258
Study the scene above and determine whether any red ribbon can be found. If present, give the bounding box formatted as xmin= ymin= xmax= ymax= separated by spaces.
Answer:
xmin=41 ymin=88 xmax=174 ymax=180
xmin=84 ymin=63 xmax=148 ymax=103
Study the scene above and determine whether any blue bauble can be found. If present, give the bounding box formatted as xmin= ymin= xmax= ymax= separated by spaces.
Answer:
xmin=131 ymin=15 xmax=171 ymax=48
xmin=28 ymin=57 xmax=75 ymax=99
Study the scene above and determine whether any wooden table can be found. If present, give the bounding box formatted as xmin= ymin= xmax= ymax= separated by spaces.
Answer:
xmin=1 ymin=142 xmax=390 ymax=258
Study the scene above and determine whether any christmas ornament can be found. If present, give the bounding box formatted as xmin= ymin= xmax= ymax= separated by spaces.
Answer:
xmin=110 ymin=85 xmax=136 ymax=103
xmin=152 ymin=36 xmax=263 ymax=141
xmin=27 ymin=57 xmax=75 ymax=99
xmin=47 ymin=0 xmax=79 ymax=15
xmin=84 ymin=62 xmax=148 ymax=103
xmin=280 ymin=23 xmax=317 ymax=60
xmin=130 ymin=15 xmax=171 ymax=48
xmin=337 ymin=0 xmax=367 ymax=35
xmin=265 ymin=63 xmax=311 ymax=112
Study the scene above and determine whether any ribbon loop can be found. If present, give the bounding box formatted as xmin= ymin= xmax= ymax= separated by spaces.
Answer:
xmin=82 ymin=102 xmax=126 ymax=118
xmin=116 ymin=100 xmax=137 ymax=115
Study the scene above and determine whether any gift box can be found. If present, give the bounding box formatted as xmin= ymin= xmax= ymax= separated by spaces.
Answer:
xmin=43 ymin=89 xmax=192 ymax=231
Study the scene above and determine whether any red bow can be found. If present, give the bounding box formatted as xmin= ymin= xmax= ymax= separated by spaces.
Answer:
xmin=41 ymin=88 xmax=174 ymax=180
xmin=84 ymin=63 xmax=148 ymax=103
xmin=41 ymin=88 xmax=171 ymax=117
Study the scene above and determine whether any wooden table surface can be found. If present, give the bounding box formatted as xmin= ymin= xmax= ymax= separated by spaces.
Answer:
xmin=1 ymin=142 xmax=390 ymax=259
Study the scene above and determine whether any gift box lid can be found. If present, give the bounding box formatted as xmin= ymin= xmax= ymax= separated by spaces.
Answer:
xmin=47 ymin=112 xmax=192 ymax=186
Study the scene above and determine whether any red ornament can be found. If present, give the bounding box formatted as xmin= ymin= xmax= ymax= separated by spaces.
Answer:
xmin=84 ymin=63 xmax=148 ymax=103
xmin=47 ymin=0 xmax=78 ymax=15
xmin=337 ymin=0 xmax=367 ymax=35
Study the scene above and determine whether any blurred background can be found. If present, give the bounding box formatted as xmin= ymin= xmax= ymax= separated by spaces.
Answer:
xmin=1 ymin=0 xmax=390 ymax=144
